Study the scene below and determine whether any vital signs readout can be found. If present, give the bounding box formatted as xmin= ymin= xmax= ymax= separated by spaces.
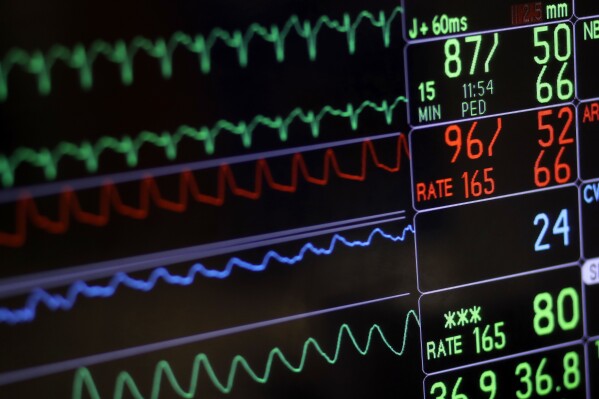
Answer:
xmin=410 ymin=105 xmax=576 ymax=209
xmin=420 ymin=266 xmax=582 ymax=372
xmin=415 ymin=186 xmax=579 ymax=291
xmin=425 ymin=345 xmax=586 ymax=399
xmin=408 ymin=1 xmax=594 ymax=397
xmin=406 ymin=22 xmax=575 ymax=126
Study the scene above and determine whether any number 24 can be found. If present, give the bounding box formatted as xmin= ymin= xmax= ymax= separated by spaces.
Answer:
xmin=534 ymin=209 xmax=570 ymax=252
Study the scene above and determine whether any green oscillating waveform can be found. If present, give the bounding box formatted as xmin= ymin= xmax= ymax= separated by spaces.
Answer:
xmin=0 ymin=95 xmax=407 ymax=187
xmin=0 ymin=6 xmax=403 ymax=101
xmin=71 ymin=310 xmax=419 ymax=399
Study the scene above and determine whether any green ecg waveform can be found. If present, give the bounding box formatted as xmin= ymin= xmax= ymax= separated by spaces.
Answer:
xmin=0 ymin=6 xmax=403 ymax=101
xmin=0 ymin=95 xmax=407 ymax=187
xmin=72 ymin=310 xmax=419 ymax=399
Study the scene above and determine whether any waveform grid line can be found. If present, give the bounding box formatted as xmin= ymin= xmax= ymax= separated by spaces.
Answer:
xmin=0 ymin=224 xmax=414 ymax=325
xmin=0 ymin=135 xmax=409 ymax=248
xmin=0 ymin=6 xmax=403 ymax=101
xmin=71 ymin=310 xmax=419 ymax=399
xmin=0 ymin=95 xmax=407 ymax=188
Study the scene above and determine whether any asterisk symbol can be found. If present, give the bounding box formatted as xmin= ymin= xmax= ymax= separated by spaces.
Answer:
xmin=457 ymin=308 xmax=469 ymax=326
xmin=470 ymin=306 xmax=482 ymax=324
xmin=444 ymin=311 xmax=456 ymax=329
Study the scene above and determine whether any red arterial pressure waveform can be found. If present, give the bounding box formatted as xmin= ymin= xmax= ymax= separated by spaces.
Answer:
xmin=0 ymin=135 xmax=408 ymax=247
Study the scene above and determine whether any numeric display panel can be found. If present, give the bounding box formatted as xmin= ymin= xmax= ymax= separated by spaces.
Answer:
xmin=420 ymin=266 xmax=582 ymax=372
xmin=425 ymin=345 xmax=586 ymax=399
xmin=411 ymin=105 xmax=576 ymax=209
xmin=416 ymin=186 xmax=579 ymax=291
xmin=406 ymin=23 xmax=575 ymax=126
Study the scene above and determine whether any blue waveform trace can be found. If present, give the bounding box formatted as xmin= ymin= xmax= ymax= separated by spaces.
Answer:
xmin=0 ymin=224 xmax=414 ymax=325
